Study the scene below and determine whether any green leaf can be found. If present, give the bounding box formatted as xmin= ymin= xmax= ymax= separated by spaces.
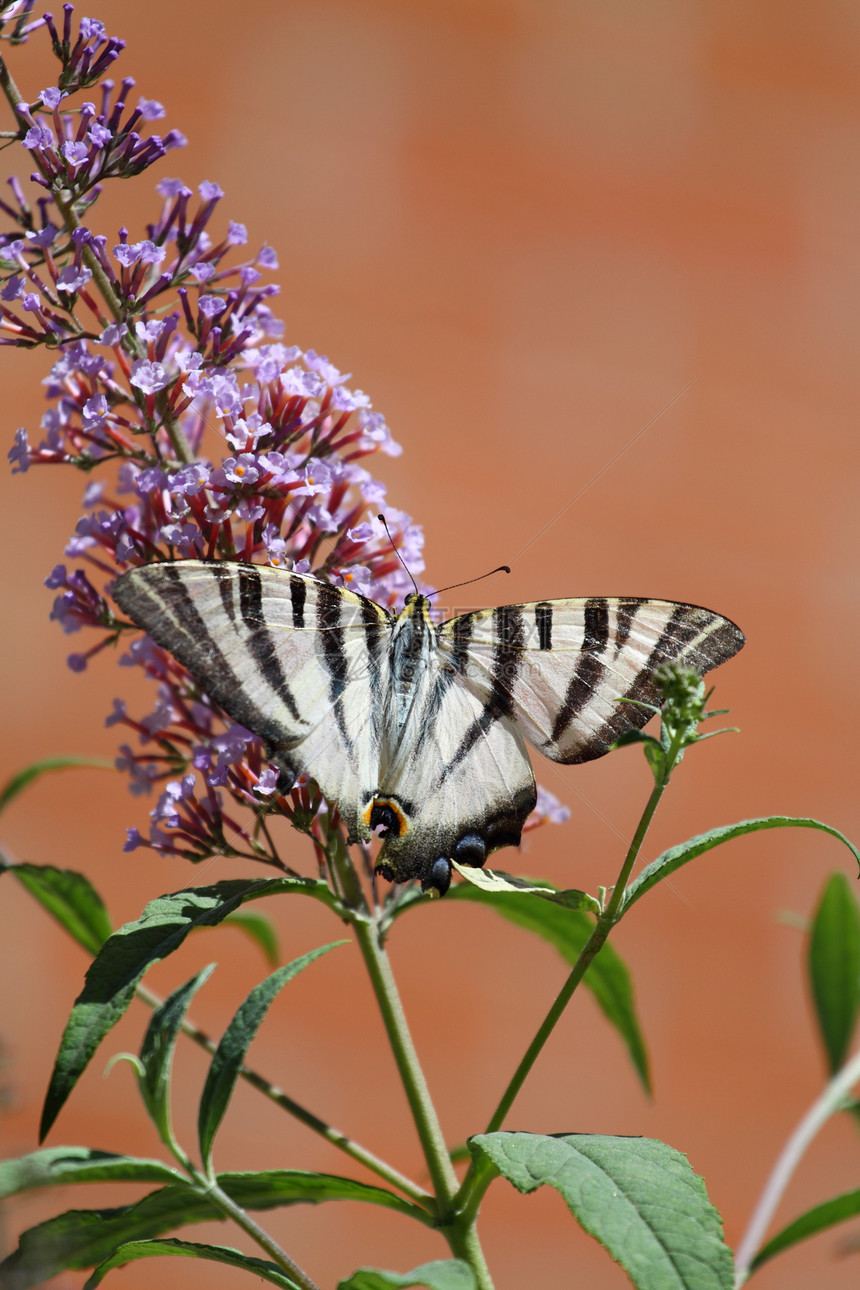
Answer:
xmin=445 ymin=884 xmax=650 ymax=1093
xmin=0 ymin=863 xmax=112 ymax=955
xmin=222 ymin=910 xmax=280 ymax=966
xmin=0 ymin=1171 xmax=426 ymax=1286
xmin=0 ymin=1147 xmax=183 ymax=1199
xmin=198 ymin=943 xmax=344 ymax=1168
xmin=0 ymin=1188 xmax=199 ymax=1286
xmin=0 ymin=755 xmax=113 ymax=815
xmin=624 ymin=817 xmax=860 ymax=911
xmin=139 ymin=964 xmax=216 ymax=1139
xmin=748 ymin=1188 xmax=860 ymax=1272
xmin=337 ymin=1261 xmax=476 ymax=1290
xmin=471 ymin=1132 xmax=733 ymax=1290
xmin=451 ymin=861 xmax=599 ymax=912
xmin=39 ymin=875 xmax=330 ymax=1141
xmin=218 ymin=1169 xmax=427 ymax=1220
xmin=808 ymin=873 xmax=860 ymax=1072
xmin=84 ymin=1237 xmax=302 ymax=1289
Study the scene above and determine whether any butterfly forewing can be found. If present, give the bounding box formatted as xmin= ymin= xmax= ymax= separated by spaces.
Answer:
xmin=113 ymin=561 xmax=392 ymax=843
xmin=439 ymin=597 xmax=745 ymax=764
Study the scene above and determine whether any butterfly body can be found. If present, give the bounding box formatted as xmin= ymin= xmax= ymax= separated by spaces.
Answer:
xmin=113 ymin=561 xmax=745 ymax=895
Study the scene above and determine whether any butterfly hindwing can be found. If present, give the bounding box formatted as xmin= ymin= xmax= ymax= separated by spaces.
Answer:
xmin=438 ymin=597 xmax=745 ymax=764
xmin=372 ymin=657 xmax=537 ymax=886
xmin=113 ymin=561 xmax=392 ymax=844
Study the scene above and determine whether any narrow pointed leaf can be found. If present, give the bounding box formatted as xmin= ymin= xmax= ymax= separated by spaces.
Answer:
xmin=0 ymin=1170 xmax=425 ymax=1285
xmin=444 ymin=884 xmax=649 ymax=1093
xmin=338 ymin=1261 xmax=476 ymax=1290
xmin=451 ymin=862 xmax=599 ymax=912
xmin=748 ymin=1189 xmax=860 ymax=1272
xmin=40 ymin=875 xmax=330 ymax=1140
xmin=470 ymin=1132 xmax=733 ymax=1290
xmin=139 ymin=964 xmax=216 ymax=1133
xmin=222 ymin=910 xmax=280 ymax=966
xmin=198 ymin=942 xmax=345 ymax=1167
xmin=0 ymin=1148 xmax=183 ymax=1198
xmin=808 ymin=873 xmax=860 ymax=1072
xmin=219 ymin=1169 xmax=427 ymax=1220
xmin=0 ymin=1188 xmax=197 ymax=1286
xmin=0 ymin=863 xmax=112 ymax=955
xmin=624 ymin=818 xmax=860 ymax=911
xmin=0 ymin=756 xmax=113 ymax=815
xmin=84 ymin=1237 xmax=302 ymax=1289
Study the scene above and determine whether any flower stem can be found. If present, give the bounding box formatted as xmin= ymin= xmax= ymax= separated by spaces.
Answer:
xmin=350 ymin=914 xmax=495 ymax=1288
xmin=493 ymin=780 xmax=662 ymax=1133
xmin=456 ymin=777 xmax=667 ymax=1217
xmin=351 ymin=915 xmax=458 ymax=1205
xmin=733 ymin=1046 xmax=860 ymax=1285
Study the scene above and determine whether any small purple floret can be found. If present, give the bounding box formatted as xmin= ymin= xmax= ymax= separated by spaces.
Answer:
xmin=129 ymin=359 xmax=169 ymax=393
xmin=8 ymin=427 xmax=30 ymax=473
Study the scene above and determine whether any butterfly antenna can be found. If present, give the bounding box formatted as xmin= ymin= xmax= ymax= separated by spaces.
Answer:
xmin=377 ymin=513 xmax=420 ymax=596
xmin=431 ymin=565 xmax=511 ymax=599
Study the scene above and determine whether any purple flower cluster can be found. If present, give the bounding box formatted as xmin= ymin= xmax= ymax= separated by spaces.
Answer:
xmin=5 ymin=3 xmax=564 ymax=880
xmin=16 ymin=75 xmax=184 ymax=202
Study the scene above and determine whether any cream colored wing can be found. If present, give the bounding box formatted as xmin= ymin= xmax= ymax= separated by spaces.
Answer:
xmin=372 ymin=664 xmax=537 ymax=894
xmin=438 ymin=597 xmax=745 ymax=764
xmin=113 ymin=560 xmax=393 ymax=843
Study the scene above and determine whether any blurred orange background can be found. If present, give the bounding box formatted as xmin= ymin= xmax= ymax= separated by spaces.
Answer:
xmin=1 ymin=2 xmax=859 ymax=1287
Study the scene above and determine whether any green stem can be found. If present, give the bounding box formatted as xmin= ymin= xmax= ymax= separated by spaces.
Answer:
xmin=456 ymin=775 xmax=668 ymax=1217
xmin=134 ymin=980 xmax=433 ymax=1208
xmin=603 ymin=778 xmax=665 ymax=921
xmin=352 ymin=915 xmax=495 ymax=1287
xmin=351 ymin=916 xmax=458 ymax=1206
xmin=446 ymin=1222 xmax=496 ymax=1290
xmin=196 ymin=1170 xmax=322 ymax=1290
xmin=734 ymin=1046 xmax=860 ymax=1284
xmin=490 ymin=779 xmax=663 ymax=1134
xmin=164 ymin=1140 xmax=320 ymax=1289
xmin=325 ymin=827 xmax=494 ymax=1278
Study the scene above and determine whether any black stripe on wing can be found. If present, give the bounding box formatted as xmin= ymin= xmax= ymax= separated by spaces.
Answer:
xmin=238 ymin=566 xmax=302 ymax=723
xmin=360 ymin=595 xmax=388 ymax=742
xmin=563 ymin=604 xmax=745 ymax=764
xmin=535 ymin=602 xmax=553 ymax=650
xmin=611 ymin=597 xmax=646 ymax=655
xmin=450 ymin=614 xmax=473 ymax=672
xmin=315 ymin=581 xmax=354 ymax=752
xmin=550 ymin=597 xmax=611 ymax=745
xmin=444 ymin=604 xmax=526 ymax=777
xmin=115 ymin=565 xmax=296 ymax=748
xmin=210 ymin=562 xmax=238 ymax=624
xmin=289 ymin=574 xmax=307 ymax=628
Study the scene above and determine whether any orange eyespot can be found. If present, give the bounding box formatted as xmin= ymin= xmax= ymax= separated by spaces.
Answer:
xmin=364 ymin=797 xmax=409 ymax=838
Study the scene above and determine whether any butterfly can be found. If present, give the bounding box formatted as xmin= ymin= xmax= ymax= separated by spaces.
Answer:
xmin=113 ymin=560 xmax=744 ymax=895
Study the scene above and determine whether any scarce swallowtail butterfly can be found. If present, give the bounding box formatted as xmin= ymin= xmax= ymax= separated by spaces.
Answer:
xmin=113 ymin=561 xmax=744 ymax=896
